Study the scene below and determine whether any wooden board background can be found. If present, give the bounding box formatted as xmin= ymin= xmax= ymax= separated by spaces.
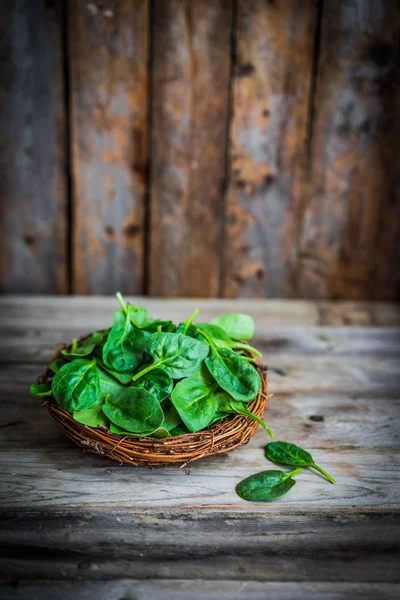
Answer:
xmin=0 ymin=0 xmax=399 ymax=299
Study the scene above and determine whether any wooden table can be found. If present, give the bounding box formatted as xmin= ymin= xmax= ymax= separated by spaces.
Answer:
xmin=1 ymin=297 xmax=400 ymax=600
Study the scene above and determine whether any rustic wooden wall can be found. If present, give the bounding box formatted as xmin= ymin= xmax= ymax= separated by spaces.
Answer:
xmin=0 ymin=0 xmax=399 ymax=299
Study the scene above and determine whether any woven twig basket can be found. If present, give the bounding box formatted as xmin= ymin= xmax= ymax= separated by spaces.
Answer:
xmin=39 ymin=334 xmax=269 ymax=468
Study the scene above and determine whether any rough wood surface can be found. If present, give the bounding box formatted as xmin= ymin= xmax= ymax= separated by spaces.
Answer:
xmin=222 ymin=0 xmax=317 ymax=298
xmin=0 ymin=0 xmax=67 ymax=293
xmin=0 ymin=297 xmax=399 ymax=589
xmin=149 ymin=0 xmax=232 ymax=297
xmin=298 ymin=0 xmax=400 ymax=300
xmin=1 ymin=581 xmax=399 ymax=600
xmin=69 ymin=0 xmax=148 ymax=294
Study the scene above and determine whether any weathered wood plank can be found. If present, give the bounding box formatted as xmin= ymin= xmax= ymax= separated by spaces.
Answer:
xmin=222 ymin=0 xmax=317 ymax=297
xmin=0 ymin=0 xmax=67 ymax=293
xmin=149 ymin=0 xmax=232 ymax=296
xmin=1 ymin=581 xmax=399 ymax=600
xmin=298 ymin=0 xmax=400 ymax=300
xmin=69 ymin=0 xmax=149 ymax=294
xmin=0 ymin=508 xmax=399 ymax=583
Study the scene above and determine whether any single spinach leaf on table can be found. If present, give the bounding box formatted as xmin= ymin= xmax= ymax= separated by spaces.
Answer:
xmin=30 ymin=382 xmax=53 ymax=397
xmin=204 ymin=346 xmax=261 ymax=402
xmin=215 ymin=391 xmax=274 ymax=437
xmin=52 ymin=359 xmax=100 ymax=413
xmin=266 ymin=441 xmax=336 ymax=484
xmin=171 ymin=368 xmax=217 ymax=432
xmin=211 ymin=313 xmax=255 ymax=341
xmin=196 ymin=323 xmax=262 ymax=357
xmin=73 ymin=398 xmax=109 ymax=428
xmin=102 ymin=387 xmax=164 ymax=435
xmin=132 ymin=332 xmax=209 ymax=381
xmin=133 ymin=368 xmax=173 ymax=402
xmin=236 ymin=469 xmax=302 ymax=502
xmin=102 ymin=315 xmax=145 ymax=374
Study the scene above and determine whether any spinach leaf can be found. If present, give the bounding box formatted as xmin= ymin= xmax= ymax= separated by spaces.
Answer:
xmin=161 ymin=399 xmax=183 ymax=431
xmin=102 ymin=314 xmax=145 ymax=374
xmin=94 ymin=358 xmax=133 ymax=384
xmin=236 ymin=469 xmax=302 ymax=502
xmin=205 ymin=347 xmax=261 ymax=402
xmin=30 ymin=382 xmax=53 ymax=397
xmin=52 ymin=359 xmax=100 ymax=413
xmin=170 ymin=423 xmax=189 ymax=436
xmin=132 ymin=332 xmax=209 ymax=381
xmin=134 ymin=368 xmax=173 ymax=402
xmin=196 ymin=323 xmax=262 ymax=357
xmin=171 ymin=369 xmax=217 ymax=432
xmin=216 ymin=391 xmax=274 ymax=437
xmin=266 ymin=441 xmax=336 ymax=484
xmin=102 ymin=387 xmax=164 ymax=435
xmin=61 ymin=341 xmax=96 ymax=358
xmin=73 ymin=398 xmax=109 ymax=428
xmin=143 ymin=320 xmax=176 ymax=333
xmin=109 ymin=422 xmax=169 ymax=438
xmin=48 ymin=358 xmax=67 ymax=373
xmin=211 ymin=313 xmax=255 ymax=340
xmin=97 ymin=366 xmax=125 ymax=399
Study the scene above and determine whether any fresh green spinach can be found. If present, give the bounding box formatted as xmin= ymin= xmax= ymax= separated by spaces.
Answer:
xmin=171 ymin=368 xmax=217 ymax=432
xmin=265 ymin=441 xmax=336 ymax=484
xmin=102 ymin=387 xmax=164 ymax=435
xmin=236 ymin=468 xmax=302 ymax=502
xmin=215 ymin=391 xmax=274 ymax=437
xmin=205 ymin=346 xmax=261 ymax=402
xmin=132 ymin=332 xmax=209 ymax=381
xmin=103 ymin=314 xmax=145 ymax=374
xmin=134 ymin=368 xmax=173 ymax=402
xmin=52 ymin=359 xmax=100 ymax=413
xmin=211 ymin=313 xmax=255 ymax=341
xmin=30 ymin=382 xmax=53 ymax=397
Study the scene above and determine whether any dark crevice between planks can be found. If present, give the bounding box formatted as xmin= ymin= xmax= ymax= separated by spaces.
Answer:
xmin=218 ymin=0 xmax=237 ymax=298
xmin=143 ymin=0 xmax=153 ymax=296
xmin=294 ymin=0 xmax=324 ymax=297
xmin=61 ymin=0 xmax=73 ymax=294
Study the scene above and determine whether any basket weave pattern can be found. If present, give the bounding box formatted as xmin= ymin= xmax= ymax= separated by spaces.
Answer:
xmin=40 ymin=338 xmax=269 ymax=468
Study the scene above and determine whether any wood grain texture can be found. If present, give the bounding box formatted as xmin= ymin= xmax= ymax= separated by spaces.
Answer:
xmin=0 ymin=296 xmax=399 ymax=363
xmin=69 ymin=0 xmax=149 ymax=294
xmin=222 ymin=0 xmax=317 ymax=298
xmin=298 ymin=0 xmax=400 ymax=300
xmin=0 ymin=0 xmax=67 ymax=293
xmin=0 ymin=298 xmax=399 ymax=586
xmin=149 ymin=0 xmax=232 ymax=297
xmin=1 ymin=581 xmax=400 ymax=600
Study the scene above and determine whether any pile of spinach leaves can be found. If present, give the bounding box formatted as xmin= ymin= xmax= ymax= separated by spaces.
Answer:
xmin=31 ymin=293 xmax=273 ymax=439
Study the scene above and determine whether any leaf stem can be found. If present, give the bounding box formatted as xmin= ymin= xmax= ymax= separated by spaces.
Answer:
xmin=116 ymin=291 xmax=127 ymax=313
xmin=242 ymin=356 xmax=256 ymax=363
xmin=132 ymin=360 xmax=163 ymax=381
xmin=286 ymin=468 xmax=303 ymax=479
xmin=71 ymin=338 xmax=78 ymax=351
xmin=234 ymin=342 xmax=262 ymax=357
xmin=311 ymin=463 xmax=336 ymax=484
xmin=184 ymin=308 xmax=199 ymax=334
xmin=242 ymin=409 xmax=274 ymax=438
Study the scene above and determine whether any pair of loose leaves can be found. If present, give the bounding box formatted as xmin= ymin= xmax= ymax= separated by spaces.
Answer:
xmin=236 ymin=442 xmax=336 ymax=503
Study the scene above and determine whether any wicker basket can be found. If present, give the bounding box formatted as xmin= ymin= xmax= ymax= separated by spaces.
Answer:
xmin=39 ymin=335 xmax=269 ymax=468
